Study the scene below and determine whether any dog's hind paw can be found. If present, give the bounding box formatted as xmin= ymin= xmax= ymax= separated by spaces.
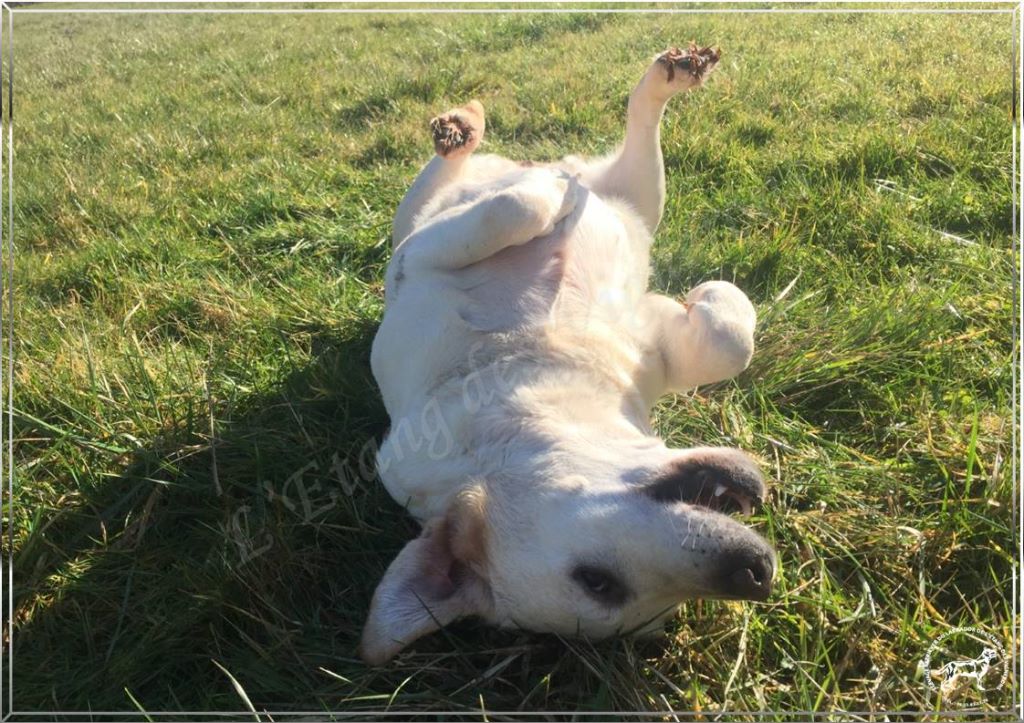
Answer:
xmin=430 ymin=100 xmax=485 ymax=159
xmin=653 ymin=44 xmax=721 ymax=91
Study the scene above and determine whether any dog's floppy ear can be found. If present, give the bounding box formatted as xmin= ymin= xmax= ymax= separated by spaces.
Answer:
xmin=359 ymin=485 xmax=491 ymax=666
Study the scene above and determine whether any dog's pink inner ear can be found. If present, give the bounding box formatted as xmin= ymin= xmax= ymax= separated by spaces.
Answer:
xmin=406 ymin=516 xmax=477 ymax=601
xmin=359 ymin=487 xmax=492 ymax=666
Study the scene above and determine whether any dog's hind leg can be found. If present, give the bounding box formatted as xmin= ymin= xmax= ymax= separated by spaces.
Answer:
xmin=574 ymin=45 xmax=720 ymax=234
xmin=392 ymin=100 xmax=486 ymax=248
xmin=397 ymin=168 xmax=582 ymax=270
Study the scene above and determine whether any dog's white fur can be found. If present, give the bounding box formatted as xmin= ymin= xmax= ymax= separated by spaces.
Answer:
xmin=361 ymin=49 xmax=774 ymax=665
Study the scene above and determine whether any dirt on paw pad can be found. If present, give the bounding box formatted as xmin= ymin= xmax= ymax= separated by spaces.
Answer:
xmin=658 ymin=43 xmax=722 ymax=82
xmin=430 ymin=114 xmax=475 ymax=157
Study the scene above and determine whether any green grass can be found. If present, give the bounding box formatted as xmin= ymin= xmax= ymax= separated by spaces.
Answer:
xmin=5 ymin=5 xmax=1017 ymax=719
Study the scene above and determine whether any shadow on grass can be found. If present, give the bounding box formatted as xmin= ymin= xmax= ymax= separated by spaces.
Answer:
xmin=11 ymin=319 xmax=652 ymax=715
xmin=12 ymin=319 xmax=391 ymax=709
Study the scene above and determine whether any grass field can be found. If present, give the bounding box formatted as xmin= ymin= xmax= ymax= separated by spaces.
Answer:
xmin=5 ymin=4 xmax=1018 ymax=719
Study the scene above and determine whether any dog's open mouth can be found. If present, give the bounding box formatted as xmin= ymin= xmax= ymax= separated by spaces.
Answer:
xmin=686 ymin=480 xmax=757 ymax=516
xmin=642 ymin=451 xmax=766 ymax=517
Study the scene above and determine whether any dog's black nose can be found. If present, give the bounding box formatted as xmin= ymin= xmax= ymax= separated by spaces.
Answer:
xmin=719 ymin=547 xmax=774 ymax=601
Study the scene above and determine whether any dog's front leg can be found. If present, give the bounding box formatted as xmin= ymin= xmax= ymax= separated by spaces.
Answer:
xmin=397 ymin=169 xmax=582 ymax=271
xmin=642 ymin=281 xmax=755 ymax=393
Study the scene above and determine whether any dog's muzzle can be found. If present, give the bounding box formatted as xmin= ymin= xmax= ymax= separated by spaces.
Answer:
xmin=714 ymin=533 xmax=775 ymax=601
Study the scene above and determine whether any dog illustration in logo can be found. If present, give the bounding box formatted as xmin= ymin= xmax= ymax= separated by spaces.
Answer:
xmin=930 ymin=646 xmax=1000 ymax=694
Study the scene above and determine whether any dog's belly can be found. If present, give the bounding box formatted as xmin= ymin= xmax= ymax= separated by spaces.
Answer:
xmin=453 ymin=221 xmax=569 ymax=333
xmin=459 ymin=192 xmax=649 ymax=332
xmin=376 ymin=193 xmax=648 ymax=404
xmin=372 ymin=189 xmax=652 ymax=517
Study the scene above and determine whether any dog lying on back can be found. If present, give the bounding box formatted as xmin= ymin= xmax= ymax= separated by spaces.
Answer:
xmin=361 ymin=45 xmax=775 ymax=665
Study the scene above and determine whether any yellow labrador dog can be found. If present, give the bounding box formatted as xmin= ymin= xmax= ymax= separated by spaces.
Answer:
xmin=361 ymin=45 xmax=775 ymax=665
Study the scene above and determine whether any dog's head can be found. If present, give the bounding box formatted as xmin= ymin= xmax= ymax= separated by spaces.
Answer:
xmin=359 ymin=446 xmax=774 ymax=665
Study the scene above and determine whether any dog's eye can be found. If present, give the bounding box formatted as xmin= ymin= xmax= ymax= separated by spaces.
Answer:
xmin=572 ymin=565 xmax=629 ymax=606
xmin=580 ymin=569 xmax=611 ymax=592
